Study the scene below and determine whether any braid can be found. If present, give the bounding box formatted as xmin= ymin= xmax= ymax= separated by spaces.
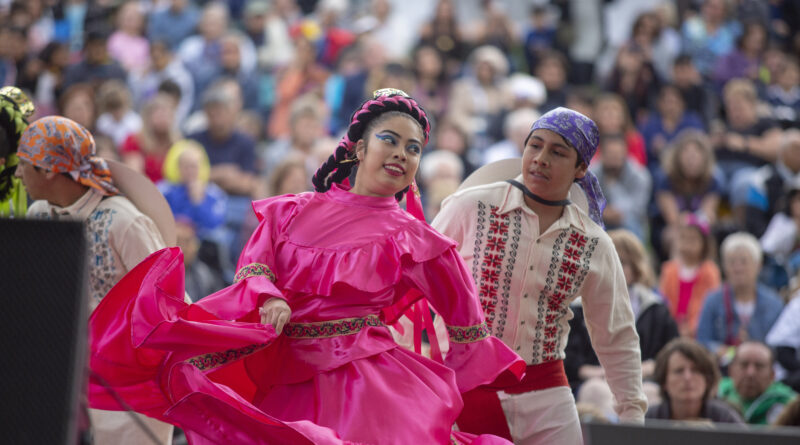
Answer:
xmin=312 ymin=91 xmax=431 ymax=197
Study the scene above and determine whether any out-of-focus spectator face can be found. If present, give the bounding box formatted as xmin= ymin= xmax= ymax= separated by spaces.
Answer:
xmin=416 ymin=46 xmax=444 ymax=80
xmin=724 ymin=92 xmax=757 ymax=128
xmin=200 ymin=5 xmax=229 ymax=41
xmin=632 ymin=13 xmax=659 ymax=48
xmin=617 ymin=248 xmax=636 ymax=287
xmin=117 ymin=1 xmax=145 ymax=35
xmin=171 ymin=0 xmax=189 ymax=11
xmin=48 ymin=43 xmax=70 ymax=69
xmin=600 ymin=137 xmax=628 ymax=174
xmin=673 ymin=60 xmax=700 ymax=87
xmin=678 ymin=141 xmax=707 ymax=180
xmin=658 ymin=87 xmax=685 ymax=120
xmin=371 ymin=0 xmax=391 ymax=20
xmin=205 ymin=102 xmax=237 ymax=137
xmin=220 ymin=36 xmax=241 ymax=71
xmin=292 ymin=113 xmax=323 ymax=149
xmin=178 ymin=147 xmax=202 ymax=183
xmin=616 ymin=46 xmax=644 ymax=75
xmin=85 ymin=38 xmax=109 ymax=64
xmin=741 ymin=23 xmax=767 ymax=53
xmin=475 ymin=60 xmax=495 ymax=85
xmin=537 ymin=57 xmax=566 ymax=90
xmin=664 ymin=351 xmax=708 ymax=405
xmin=436 ymin=122 xmax=468 ymax=156
xmin=763 ymin=48 xmax=788 ymax=82
xmin=435 ymin=0 xmax=455 ymax=21
xmin=702 ymin=0 xmax=727 ymax=24
xmin=150 ymin=41 xmax=172 ymax=71
xmin=777 ymin=60 xmax=799 ymax=91
xmin=729 ymin=342 xmax=774 ymax=401
xmin=781 ymin=133 xmax=800 ymax=173
xmin=676 ymin=224 xmax=705 ymax=264
xmin=175 ymin=220 xmax=199 ymax=264
xmin=595 ymin=98 xmax=627 ymax=133
xmin=147 ymin=95 xmax=176 ymax=134
xmin=276 ymin=164 xmax=308 ymax=195
xmin=723 ymin=246 xmax=760 ymax=289
xmin=62 ymin=89 xmax=96 ymax=130
xmin=790 ymin=192 xmax=800 ymax=219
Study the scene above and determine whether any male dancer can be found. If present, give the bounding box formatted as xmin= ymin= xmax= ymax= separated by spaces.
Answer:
xmin=433 ymin=108 xmax=646 ymax=443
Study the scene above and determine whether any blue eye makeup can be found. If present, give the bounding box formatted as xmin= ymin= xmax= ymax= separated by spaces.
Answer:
xmin=375 ymin=134 xmax=395 ymax=144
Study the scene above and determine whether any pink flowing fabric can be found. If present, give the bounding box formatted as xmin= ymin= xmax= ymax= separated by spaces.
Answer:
xmin=89 ymin=184 xmax=524 ymax=444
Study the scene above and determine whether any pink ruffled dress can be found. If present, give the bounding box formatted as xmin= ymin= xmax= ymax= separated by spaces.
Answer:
xmin=88 ymin=184 xmax=525 ymax=444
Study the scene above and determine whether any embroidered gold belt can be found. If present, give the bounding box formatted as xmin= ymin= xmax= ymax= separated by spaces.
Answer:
xmin=282 ymin=314 xmax=385 ymax=339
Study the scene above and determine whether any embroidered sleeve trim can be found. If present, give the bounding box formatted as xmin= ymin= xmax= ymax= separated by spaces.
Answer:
xmin=446 ymin=322 xmax=490 ymax=343
xmin=283 ymin=314 xmax=384 ymax=339
xmin=234 ymin=263 xmax=276 ymax=283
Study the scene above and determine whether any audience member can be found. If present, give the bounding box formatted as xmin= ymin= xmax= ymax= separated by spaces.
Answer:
xmin=120 ymin=93 xmax=180 ymax=183
xmin=680 ymin=0 xmax=742 ymax=78
xmin=712 ymin=21 xmax=767 ymax=90
xmin=147 ymin=0 xmax=200 ymax=51
xmin=593 ymin=92 xmax=647 ymax=167
xmin=660 ymin=214 xmax=721 ymax=337
xmin=697 ymin=232 xmax=783 ymax=367
xmin=107 ymin=1 xmax=149 ymax=75
xmin=94 ymin=80 xmax=141 ymax=148
xmin=646 ymin=338 xmax=745 ymax=424
xmin=590 ymin=133 xmax=652 ymax=239
xmin=174 ymin=217 xmax=225 ymax=301
xmin=482 ymin=107 xmax=539 ymax=165
xmin=129 ymin=40 xmax=195 ymax=126
xmin=61 ymin=26 xmax=126 ymax=91
xmin=767 ymin=293 xmax=800 ymax=393
xmin=718 ymin=341 xmax=797 ymax=424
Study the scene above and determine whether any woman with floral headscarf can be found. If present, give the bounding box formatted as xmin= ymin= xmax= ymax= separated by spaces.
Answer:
xmin=87 ymin=89 xmax=524 ymax=444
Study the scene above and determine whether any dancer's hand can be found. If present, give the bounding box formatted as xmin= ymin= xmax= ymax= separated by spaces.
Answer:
xmin=259 ymin=298 xmax=291 ymax=333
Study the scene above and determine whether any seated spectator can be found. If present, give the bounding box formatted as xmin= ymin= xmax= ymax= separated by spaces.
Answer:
xmin=58 ymin=83 xmax=98 ymax=133
xmin=188 ymin=86 xmax=259 ymax=197
xmin=120 ymin=93 xmax=180 ymax=183
xmin=107 ymin=0 xmax=149 ymax=75
xmin=652 ymin=129 xmax=721 ymax=261
xmin=711 ymin=78 xmax=782 ymax=206
xmin=147 ymin=0 xmax=200 ymax=51
xmin=767 ymin=292 xmax=800 ymax=393
xmin=697 ymin=232 xmax=784 ymax=367
xmin=590 ymin=134 xmax=651 ymax=240
xmin=522 ymin=4 xmax=557 ymax=75
xmin=129 ymin=40 xmax=195 ymax=127
xmin=566 ymin=229 xmax=678 ymax=390
xmin=61 ymin=25 xmax=126 ymax=91
xmin=535 ymin=50 xmax=569 ymax=113
xmin=449 ymin=45 xmax=513 ymax=152
xmin=660 ymin=215 xmax=721 ymax=338
xmin=94 ymin=80 xmax=142 ymax=149
xmin=262 ymin=94 xmax=328 ymax=177
xmin=680 ymin=0 xmax=741 ymax=78
xmin=742 ymin=129 xmax=800 ymax=238
xmin=639 ymin=84 xmax=705 ymax=174
xmin=482 ymin=107 xmax=539 ymax=165
xmin=718 ymin=341 xmax=797 ymax=424
xmin=593 ymin=93 xmax=647 ymax=168
xmin=606 ymin=43 xmax=660 ymax=125
xmin=197 ymin=32 xmax=261 ymax=112
xmin=431 ymin=117 xmax=475 ymax=177
xmin=712 ymin=21 xmax=767 ymax=90
xmin=158 ymin=140 xmax=227 ymax=237
xmin=175 ymin=218 xmax=225 ymax=301
xmin=646 ymin=338 xmax=745 ymax=424
xmin=760 ymin=180 xmax=800 ymax=283
xmin=672 ymin=54 xmax=717 ymax=127
xmin=410 ymin=43 xmax=451 ymax=123
xmin=33 ymin=41 xmax=69 ymax=117
xmin=765 ymin=57 xmax=800 ymax=129
xmin=418 ymin=149 xmax=464 ymax=194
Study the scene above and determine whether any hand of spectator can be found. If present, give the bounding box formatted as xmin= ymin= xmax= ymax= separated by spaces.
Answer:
xmin=187 ymin=179 xmax=205 ymax=204
xmin=260 ymin=298 xmax=291 ymax=334
xmin=603 ymin=206 xmax=624 ymax=226
xmin=725 ymin=133 xmax=747 ymax=151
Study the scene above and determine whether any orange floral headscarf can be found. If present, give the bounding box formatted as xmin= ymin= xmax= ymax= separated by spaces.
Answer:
xmin=17 ymin=116 xmax=118 ymax=195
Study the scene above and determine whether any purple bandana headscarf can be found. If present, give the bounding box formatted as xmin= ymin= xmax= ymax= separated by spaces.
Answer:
xmin=530 ymin=107 xmax=606 ymax=227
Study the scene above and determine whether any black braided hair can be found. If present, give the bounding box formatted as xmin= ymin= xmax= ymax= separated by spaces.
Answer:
xmin=312 ymin=91 xmax=431 ymax=201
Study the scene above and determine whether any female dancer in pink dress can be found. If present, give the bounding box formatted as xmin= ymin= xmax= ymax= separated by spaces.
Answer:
xmin=88 ymin=89 xmax=524 ymax=444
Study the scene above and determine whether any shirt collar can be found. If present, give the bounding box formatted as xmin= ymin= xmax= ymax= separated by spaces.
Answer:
xmin=498 ymin=175 xmax=587 ymax=233
xmin=47 ymin=188 xmax=104 ymax=220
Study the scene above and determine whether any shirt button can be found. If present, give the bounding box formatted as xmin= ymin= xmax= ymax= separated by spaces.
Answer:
xmin=536 ymin=239 xmax=541 ymax=244
xmin=520 ymin=320 xmax=525 ymax=325
xmin=516 ymin=346 xmax=521 ymax=351
xmin=523 ymin=294 xmax=528 ymax=299
xmin=529 ymin=266 xmax=534 ymax=271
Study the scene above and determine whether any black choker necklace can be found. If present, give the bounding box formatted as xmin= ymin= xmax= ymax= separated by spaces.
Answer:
xmin=507 ymin=180 xmax=571 ymax=207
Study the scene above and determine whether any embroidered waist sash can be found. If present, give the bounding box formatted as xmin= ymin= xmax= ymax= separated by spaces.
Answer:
xmin=282 ymin=314 xmax=385 ymax=339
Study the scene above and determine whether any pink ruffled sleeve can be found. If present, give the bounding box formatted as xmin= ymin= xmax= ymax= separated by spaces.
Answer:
xmin=402 ymin=239 xmax=525 ymax=393
xmin=194 ymin=194 xmax=309 ymax=321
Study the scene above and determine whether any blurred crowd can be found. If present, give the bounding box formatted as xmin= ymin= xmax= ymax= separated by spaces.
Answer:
xmin=3 ymin=0 xmax=800 ymax=433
